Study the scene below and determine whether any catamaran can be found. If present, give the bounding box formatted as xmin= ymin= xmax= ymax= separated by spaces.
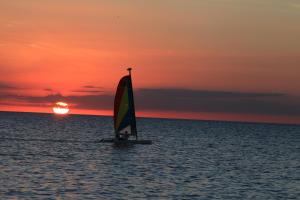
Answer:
xmin=102 ymin=68 xmax=152 ymax=145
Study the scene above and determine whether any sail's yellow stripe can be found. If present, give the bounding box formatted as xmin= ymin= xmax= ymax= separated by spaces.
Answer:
xmin=116 ymin=86 xmax=129 ymax=130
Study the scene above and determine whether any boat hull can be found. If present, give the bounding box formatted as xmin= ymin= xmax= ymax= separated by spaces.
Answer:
xmin=100 ymin=138 xmax=152 ymax=145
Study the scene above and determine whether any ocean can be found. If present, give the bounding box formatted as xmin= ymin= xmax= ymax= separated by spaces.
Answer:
xmin=0 ymin=111 xmax=299 ymax=199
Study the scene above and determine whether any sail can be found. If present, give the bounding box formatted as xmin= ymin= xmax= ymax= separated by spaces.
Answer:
xmin=114 ymin=74 xmax=137 ymax=136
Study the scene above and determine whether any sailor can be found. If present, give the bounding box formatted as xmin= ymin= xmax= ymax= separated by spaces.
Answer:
xmin=116 ymin=131 xmax=129 ymax=140
xmin=123 ymin=131 xmax=129 ymax=140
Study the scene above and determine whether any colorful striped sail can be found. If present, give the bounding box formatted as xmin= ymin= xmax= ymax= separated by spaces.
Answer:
xmin=113 ymin=70 xmax=137 ymax=137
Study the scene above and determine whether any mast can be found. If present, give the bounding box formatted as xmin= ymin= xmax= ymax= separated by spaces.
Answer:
xmin=127 ymin=67 xmax=132 ymax=75
xmin=127 ymin=67 xmax=138 ymax=140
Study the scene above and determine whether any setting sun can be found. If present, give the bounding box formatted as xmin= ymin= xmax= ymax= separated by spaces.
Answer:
xmin=53 ymin=102 xmax=69 ymax=115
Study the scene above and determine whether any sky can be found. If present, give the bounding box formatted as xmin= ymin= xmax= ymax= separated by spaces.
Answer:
xmin=0 ymin=0 xmax=300 ymax=124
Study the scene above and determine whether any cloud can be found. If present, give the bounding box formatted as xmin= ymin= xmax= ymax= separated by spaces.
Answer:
xmin=11 ymin=93 xmax=112 ymax=110
xmin=0 ymin=82 xmax=33 ymax=92
xmin=71 ymin=85 xmax=104 ymax=93
xmin=1 ymin=88 xmax=300 ymax=117
xmin=43 ymin=88 xmax=53 ymax=92
xmin=135 ymin=88 xmax=300 ymax=116
xmin=0 ymin=82 xmax=20 ymax=90
xmin=136 ymin=88 xmax=285 ymax=98
xmin=83 ymin=85 xmax=102 ymax=89
xmin=72 ymin=90 xmax=104 ymax=93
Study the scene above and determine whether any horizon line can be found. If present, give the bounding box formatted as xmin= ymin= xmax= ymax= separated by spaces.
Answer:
xmin=0 ymin=110 xmax=299 ymax=127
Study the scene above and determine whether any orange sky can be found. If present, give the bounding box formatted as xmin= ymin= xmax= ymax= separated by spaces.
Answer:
xmin=0 ymin=0 xmax=300 ymax=124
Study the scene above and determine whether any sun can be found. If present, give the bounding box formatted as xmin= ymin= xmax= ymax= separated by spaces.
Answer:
xmin=53 ymin=102 xmax=69 ymax=115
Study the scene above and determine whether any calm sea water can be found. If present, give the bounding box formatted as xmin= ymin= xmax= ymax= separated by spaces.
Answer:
xmin=0 ymin=112 xmax=299 ymax=199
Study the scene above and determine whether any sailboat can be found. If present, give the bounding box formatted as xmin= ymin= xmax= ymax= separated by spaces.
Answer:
xmin=101 ymin=68 xmax=152 ymax=145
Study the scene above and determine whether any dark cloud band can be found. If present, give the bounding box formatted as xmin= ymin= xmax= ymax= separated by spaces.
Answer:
xmin=1 ymin=88 xmax=299 ymax=117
